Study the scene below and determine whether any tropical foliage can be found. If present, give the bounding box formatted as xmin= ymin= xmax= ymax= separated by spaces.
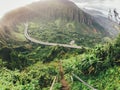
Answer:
xmin=28 ymin=21 xmax=105 ymax=47
xmin=0 ymin=34 xmax=120 ymax=89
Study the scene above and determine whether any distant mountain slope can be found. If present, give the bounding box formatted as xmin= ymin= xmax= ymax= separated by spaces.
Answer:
xmin=0 ymin=0 xmax=111 ymax=46
xmin=82 ymin=8 xmax=120 ymax=38
xmin=94 ymin=16 xmax=120 ymax=37
xmin=1 ymin=0 xmax=93 ymax=25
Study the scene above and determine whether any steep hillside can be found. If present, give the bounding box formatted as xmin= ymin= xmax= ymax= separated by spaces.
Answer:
xmin=82 ymin=8 xmax=120 ymax=38
xmin=0 ymin=0 xmax=120 ymax=89
xmin=0 ymin=0 xmax=108 ymax=46
xmin=1 ymin=0 xmax=93 ymax=25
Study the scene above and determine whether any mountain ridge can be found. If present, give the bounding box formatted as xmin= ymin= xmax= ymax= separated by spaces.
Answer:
xmin=0 ymin=0 xmax=110 ymax=46
xmin=1 ymin=0 xmax=93 ymax=25
xmin=81 ymin=8 xmax=120 ymax=37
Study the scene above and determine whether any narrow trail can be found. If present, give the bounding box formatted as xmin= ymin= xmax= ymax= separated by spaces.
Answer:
xmin=24 ymin=23 xmax=83 ymax=49
xmin=24 ymin=23 xmax=97 ymax=90
xmin=49 ymin=61 xmax=70 ymax=90
xmin=59 ymin=60 xmax=70 ymax=90
xmin=24 ymin=23 xmax=72 ymax=89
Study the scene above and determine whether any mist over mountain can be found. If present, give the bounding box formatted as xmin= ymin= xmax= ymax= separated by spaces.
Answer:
xmin=74 ymin=0 xmax=120 ymax=16
xmin=73 ymin=0 xmax=120 ymax=37
xmin=0 ymin=0 xmax=118 ymax=46
xmin=1 ymin=0 xmax=93 ymax=25
xmin=0 ymin=1 xmax=120 ymax=89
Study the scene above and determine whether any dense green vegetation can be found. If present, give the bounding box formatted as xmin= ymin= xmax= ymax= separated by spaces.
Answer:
xmin=0 ymin=34 xmax=120 ymax=89
xmin=28 ymin=20 xmax=105 ymax=47
xmin=0 ymin=0 xmax=119 ymax=89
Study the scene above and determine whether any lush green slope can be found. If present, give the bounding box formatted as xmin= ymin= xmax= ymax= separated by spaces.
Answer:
xmin=0 ymin=0 xmax=119 ymax=89
xmin=0 ymin=0 xmax=109 ymax=46
xmin=28 ymin=20 xmax=105 ymax=47
xmin=0 ymin=35 xmax=120 ymax=90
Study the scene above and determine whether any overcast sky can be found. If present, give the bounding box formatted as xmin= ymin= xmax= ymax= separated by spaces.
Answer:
xmin=0 ymin=0 xmax=40 ymax=18
xmin=0 ymin=0 xmax=120 ymax=18
xmin=74 ymin=0 xmax=120 ymax=17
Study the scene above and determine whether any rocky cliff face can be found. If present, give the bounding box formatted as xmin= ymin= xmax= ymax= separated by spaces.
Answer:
xmin=1 ymin=0 xmax=93 ymax=26
xmin=0 ymin=0 xmax=108 ymax=45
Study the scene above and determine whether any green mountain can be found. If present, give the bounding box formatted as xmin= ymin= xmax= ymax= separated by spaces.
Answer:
xmin=0 ymin=0 xmax=110 ymax=47
xmin=0 ymin=0 xmax=120 ymax=90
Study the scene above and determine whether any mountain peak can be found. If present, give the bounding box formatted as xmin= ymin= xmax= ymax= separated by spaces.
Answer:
xmin=0 ymin=0 xmax=110 ymax=44
xmin=1 ymin=0 xmax=92 ymax=25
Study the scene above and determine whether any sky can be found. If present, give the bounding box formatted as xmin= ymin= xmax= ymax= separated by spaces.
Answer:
xmin=0 ymin=0 xmax=40 ymax=18
xmin=0 ymin=0 xmax=120 ymax=18
xmin=75 ymin=0 xmax=120 ymax=16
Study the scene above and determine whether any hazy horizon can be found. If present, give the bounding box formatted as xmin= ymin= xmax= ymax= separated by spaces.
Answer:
xmin=0 ymin=0 xmax=120 ymax=19
xmin=75 ymin=0 xmax=120 ymax=16
xmin=0 ymin=0 xmax=40 ymax=18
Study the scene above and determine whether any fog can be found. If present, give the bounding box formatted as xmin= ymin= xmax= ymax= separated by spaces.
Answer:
xmin=0 ymin=0 xmax=119 ymax=18
xmin=0 ymin=0 xmax=40 ymax=18
xmin=73 ymin=0 xmax=120 ymax=16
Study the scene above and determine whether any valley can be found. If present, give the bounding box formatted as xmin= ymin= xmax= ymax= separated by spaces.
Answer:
xmin=0 ymin=0 xmax=120 ymax=90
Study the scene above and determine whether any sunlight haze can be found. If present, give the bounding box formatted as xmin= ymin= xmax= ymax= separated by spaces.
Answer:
xmin=75 ymin=0 xmax=120 ymax=16
xmin=0 ymin=0 xmax=40 ymax=18
xmin=0 ymin=0 xmax=119 ymax=18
